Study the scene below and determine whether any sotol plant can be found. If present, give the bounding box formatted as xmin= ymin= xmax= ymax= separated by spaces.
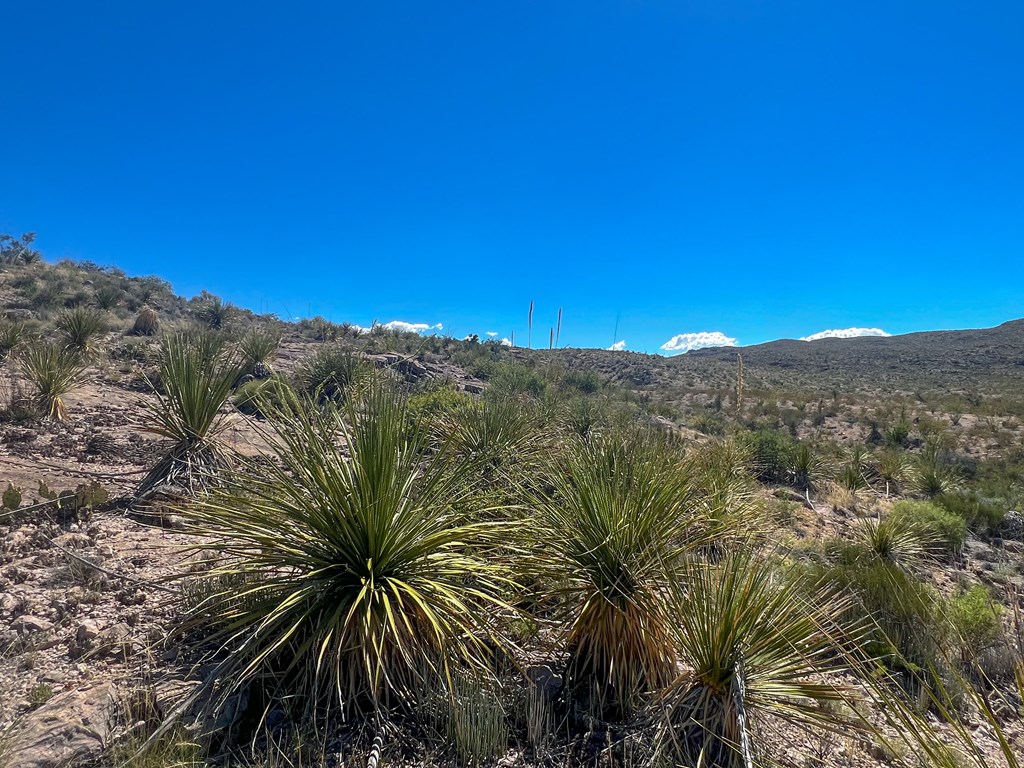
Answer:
xmin=529 ymin=433 xmax=700 ymax=718
xmin=129 ymin=306 xmax=160 ymax=337
xmin=54 ymin=306 xmax=109 ymax=354
xmin=16 ymin=342 xmax=88 ymax=421
xmin=0 ymin=320 xmax=27 ymax=362
xmin=136 ymin=331 xmax=244 ymax=497
xmin=175 ymin=385 xmax=515 ymax=725
xmin=296 ymin=345 xmax=371 ymax=403
xmin=238 ymin=326 xmax=281 ymax=379
xmin=655 ymin=553 xmax=864 ymax=768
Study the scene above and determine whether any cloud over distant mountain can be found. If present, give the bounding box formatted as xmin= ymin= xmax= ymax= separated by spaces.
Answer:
xmin=660 ymin=331 xmax=737 ymax=354
xmin=801 ymin=327 xmax=890 ymax=341
xmin=607 ymin=340 xmax=627 ymax=351
xmin=380 ymin=320 xmax=443 ymax=334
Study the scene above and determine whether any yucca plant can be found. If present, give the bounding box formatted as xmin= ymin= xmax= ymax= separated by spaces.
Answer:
xmin=791 ymin=441 xmax=831 ymax=500
xmin=175 ymin=385 xmax=516 ymax=725
xmin=914 ymin=439 xmax=959 ymax=497
xmin=16 ymin=342 xmax=88 ymax=421
xmin=239 ymin=326 xmax=281 ymax=379
xmin=0 ymin=320 xmax=26 ymax=362
xmin=443 ymin=396 xmax=545 ymax=478
xmin=54 ymin=306 xmax=109 ymax=354
xmin=686 ymin=439 xmax=763 ymax=544
xmin=195 ymin=296 xmax=234 ymax=329
xmin=655 ymin=553 xmax=864 ymax=768
xmin=876 ymin=448 xmax=912 ymax=497
xmin=914 ymin=460 xmax=957 ymax=498
xmin=853 ymin=512 xmax=936 ymax=571
xmin=839 ymin=446 xmax=872 ymax=491
xmin=136 ymin=331 xmax=245 ymax=497
xmin=296 ymin=345 xmax=371 ymax=404
xmin=528 ymin=433 xmax=700 ymax=718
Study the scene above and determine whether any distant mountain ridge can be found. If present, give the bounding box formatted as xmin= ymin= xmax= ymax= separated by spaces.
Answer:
xmin=537 ymin=319 xmax=1024 ymax=397
xmin=689 ymin=319 xmax=1023 ymax=386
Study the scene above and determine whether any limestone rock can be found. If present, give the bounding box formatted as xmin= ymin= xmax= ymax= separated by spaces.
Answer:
xmin=12 ymin=615 xmax=54 ymax=635
xmin=6 ymin=682 xmax=116 ymax=768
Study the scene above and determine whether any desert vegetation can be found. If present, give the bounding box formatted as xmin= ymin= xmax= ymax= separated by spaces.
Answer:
xmin=1 ymin=244 xmax=1022 ymax=767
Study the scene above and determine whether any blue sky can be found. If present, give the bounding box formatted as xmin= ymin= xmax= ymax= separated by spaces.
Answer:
xmin=2 ymin=2 xmax=1022 ymax=354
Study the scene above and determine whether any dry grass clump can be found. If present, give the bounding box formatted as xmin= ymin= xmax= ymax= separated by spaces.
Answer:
xmin=130 ymin=306 xmax=160 ymax=336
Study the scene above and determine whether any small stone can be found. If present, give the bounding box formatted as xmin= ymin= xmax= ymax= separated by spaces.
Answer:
xmin=53 ymin=532 xmax=94 ymax=550
xmin=12 ymin=615 xmax=54 ymax=635
xmin=75 ymin=619 xmax=100 ymax=645
xmin=95 ymin=622 xmax=132 ymax=658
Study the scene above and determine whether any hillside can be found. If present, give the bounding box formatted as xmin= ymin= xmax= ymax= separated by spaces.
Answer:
xmin=532 ymin=319 xmax=1024 ymax=399
xmin=1 ymin=250 xmax=1023 ymax=768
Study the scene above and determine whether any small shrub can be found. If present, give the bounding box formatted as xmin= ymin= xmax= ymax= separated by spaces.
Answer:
xmin=885 ymin=421 xmax=911 ymax=448
xmin=2 ymin=483 xmax=22 ymax=511
xmin=818 ymin=550 xmax=942 ymax=674
xmin=561 ymin=369 xmax=601 ymax=394
xmin=129 ymin=307 xmax=160 ymax=336
xmin=407 ymin=385 xmax=473 ymax=427
xmin=948 ymin=585 xmax=1002 ymax=662
xmin=891 ymin=499 xmax=967 ymax=560
xmin=27 ymin=683 xmax=54 ymax=706
xmin=232 ymin=377 xmax=300 ymax=418
xmin=486 ymin=363 xmax=546 ymax=399
xmin=935 ymin=491 xmax=1004 ymax=534
xmin=743 ymin=429 xmax=795 ymax=485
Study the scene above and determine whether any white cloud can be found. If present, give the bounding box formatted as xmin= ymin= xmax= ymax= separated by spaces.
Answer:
xmin=660 ymin=331 xmax=737 ymax=354
xmin=380 ymin=320 xmax=443 ymax=334
xmin=499 ymin=337 xmax=513 ymax=347
xmin=800 ymin=327 xmax=891 ymax=342
xmin=607 ymin=340 xmax=627 ymax=351
xmin=486 ymin=331 xmax=498 ymax=337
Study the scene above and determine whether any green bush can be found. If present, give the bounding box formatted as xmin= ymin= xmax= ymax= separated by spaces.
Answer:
xmin=742 ymin=429 xmax=794 ymax=485
xmin=561 ymin=369 xmax=601 ymax=394
xmin=407 ymin=386 xmax=473 ymax=426
xmin=948 ymin=585 xmax=1002 ymax=660
xmin=891 ymin=499 xmax=967 ymax=559
xmin=817 ymin=549 xmax=942 ymax=673
xmin=935 ymin=491 xmax=1004 ymax=534
xmin=233 ymin=377 xmax=301 ymax=418
xmin=486 ymin=363 xmax=546 ymax=399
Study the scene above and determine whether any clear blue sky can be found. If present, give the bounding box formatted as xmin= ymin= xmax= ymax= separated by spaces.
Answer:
xmin=2 ymin=2 xmax=1022 ymax=353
